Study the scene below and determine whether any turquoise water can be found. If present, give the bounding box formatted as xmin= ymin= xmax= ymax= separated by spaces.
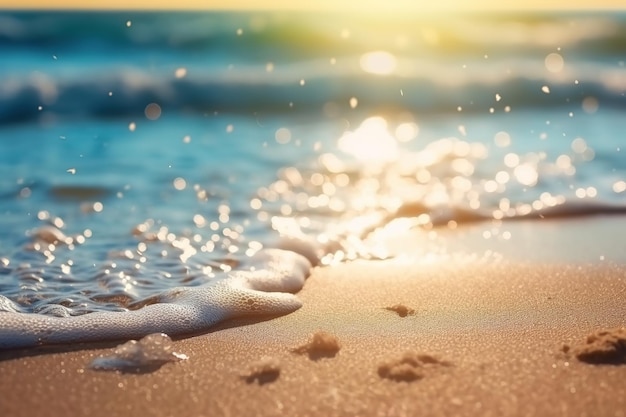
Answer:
xmin=0 ymin=11 xmax=625 ymax=316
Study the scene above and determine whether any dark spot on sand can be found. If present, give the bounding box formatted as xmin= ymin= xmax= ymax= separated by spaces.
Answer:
xmin=384 ymin=304 xmax=415 ymax=317
xmin=242 ymin=357 xmax=281 ymax=385
xmin=378 ymin=352 xmax=451 ymax=382
xmin=291 ymin=330 xmax=340 ymax=360
xmin=573 ymin=328 xmax=626 ymax=364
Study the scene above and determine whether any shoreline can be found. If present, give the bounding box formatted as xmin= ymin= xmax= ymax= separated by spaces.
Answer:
xmin=1 ymin=216 xmax=626 ymax=416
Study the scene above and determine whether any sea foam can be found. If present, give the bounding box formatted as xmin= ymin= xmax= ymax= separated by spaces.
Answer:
xmin=0 ymin=248 xmax=312 ymax=350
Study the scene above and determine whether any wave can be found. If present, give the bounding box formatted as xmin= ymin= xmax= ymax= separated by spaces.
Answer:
xmin=2 ymin=11 xmax=626 ymax=124
xmin=1 ymin=65 xmax=625 ymax=124
xmin=1 ymin=11 xmax=625 ymax=56
xmin=382 ymin=199 xmax=626 ymax=228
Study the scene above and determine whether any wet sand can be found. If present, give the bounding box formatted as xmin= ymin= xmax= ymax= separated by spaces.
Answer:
xmin=1 ymin=217 xmax=626 ymax=417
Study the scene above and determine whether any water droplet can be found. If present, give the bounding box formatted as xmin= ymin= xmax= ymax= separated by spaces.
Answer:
xmin=145 ymin=103 xmax=162 ymax=120
xmin=173 ymin=177 xmax=187 ymax=191
xmin=275 ymin=128 xmax=291 ymax=144
xmin=494 ymin=131 xmax=511 ymax=148
xmin=545 ymin=53 xmax=564 ymax=73
xmin=582 ymin=96 xmax=599 ymax=114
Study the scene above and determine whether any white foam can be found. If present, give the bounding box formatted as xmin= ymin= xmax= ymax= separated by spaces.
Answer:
xmin=0 ymin=248 xmax=312 ymax=350
xmin=0 ymin=295 xmax=21 ymax=313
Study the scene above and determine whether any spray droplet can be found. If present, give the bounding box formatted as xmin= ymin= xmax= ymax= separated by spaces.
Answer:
xmin=145 ymin=103 xmax=162 ymax=120
xmin=582 ymin=96 xmax=599 ymax=114
xmin=545 ymin=52 xmax=564 ymax=73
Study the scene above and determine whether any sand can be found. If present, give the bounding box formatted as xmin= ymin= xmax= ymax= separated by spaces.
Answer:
xmin=1 ymin=216 xmax=626 ymax=417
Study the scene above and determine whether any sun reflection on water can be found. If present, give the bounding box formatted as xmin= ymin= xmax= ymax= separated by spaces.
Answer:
xmin=359 ymin=51 xmax=398 ymax=75
xmin=337 ymin=116 xmax=399 ymax=164
xmin=250 ymin=113 xmax=604 ymax=263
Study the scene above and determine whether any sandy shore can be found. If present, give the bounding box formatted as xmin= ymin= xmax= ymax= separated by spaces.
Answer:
xmin=1 ymin=216 xmax=626 ymax=417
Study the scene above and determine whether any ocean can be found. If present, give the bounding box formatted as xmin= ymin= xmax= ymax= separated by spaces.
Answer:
xmin=0 ymin=10 xmax=625 ymax=320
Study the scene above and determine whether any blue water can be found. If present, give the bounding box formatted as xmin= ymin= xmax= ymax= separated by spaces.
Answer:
xmin=0 ymin=11 xmax=625 ymax=316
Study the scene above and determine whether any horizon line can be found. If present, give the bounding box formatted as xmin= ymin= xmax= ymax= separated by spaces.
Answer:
xmin=1 ymin=1 xmax=625 ymax=13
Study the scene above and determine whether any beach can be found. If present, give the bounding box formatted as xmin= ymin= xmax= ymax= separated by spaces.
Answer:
xmin=2 ymin=216 xmax=625 ymax=417
xmin=1 ymin=10 xmax=626 ymax=417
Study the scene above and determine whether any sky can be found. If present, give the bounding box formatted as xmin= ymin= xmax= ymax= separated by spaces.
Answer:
xmin=1 ymin=0 xmax=625 ymax=11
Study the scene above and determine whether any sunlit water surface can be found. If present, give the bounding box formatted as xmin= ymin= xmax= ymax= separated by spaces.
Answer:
xmin=0 ymin=11 xmax=625 ymax=316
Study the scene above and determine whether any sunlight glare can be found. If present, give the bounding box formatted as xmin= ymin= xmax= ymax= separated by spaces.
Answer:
xmin=359 ymin=51 xmax=397 ymax=75
xmin=338 ymin=117 xmax=399 ymax=163
xmin=395 ymin=122 xmax=419 ymax=142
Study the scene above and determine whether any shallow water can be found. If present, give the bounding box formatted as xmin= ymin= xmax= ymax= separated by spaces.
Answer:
xmin=0 ymin=11 xmax=625 ymax=318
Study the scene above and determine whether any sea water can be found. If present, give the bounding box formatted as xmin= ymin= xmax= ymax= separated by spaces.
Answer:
xmin=0 ymin=11 xmax=625 ymax=317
